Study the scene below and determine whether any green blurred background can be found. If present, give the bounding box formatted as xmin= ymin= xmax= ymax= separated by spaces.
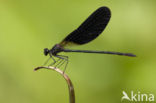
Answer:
xmin=0 ymin=0 xmax=156 ymax=103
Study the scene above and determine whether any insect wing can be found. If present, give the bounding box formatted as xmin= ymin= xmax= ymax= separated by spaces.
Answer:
xmin=60 ymin=7 xmax=111 ymax=46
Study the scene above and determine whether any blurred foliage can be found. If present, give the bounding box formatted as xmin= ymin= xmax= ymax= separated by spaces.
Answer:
xmin=0 ymin=0 xmax=156 ymax=103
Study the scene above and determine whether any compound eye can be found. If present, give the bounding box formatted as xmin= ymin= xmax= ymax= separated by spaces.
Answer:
xmin=44 ymin=48 xmax=49 ymax=56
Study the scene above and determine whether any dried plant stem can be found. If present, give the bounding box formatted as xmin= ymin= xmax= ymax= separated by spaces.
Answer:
xmin=34 ymin=66 xmax=75 ymax=103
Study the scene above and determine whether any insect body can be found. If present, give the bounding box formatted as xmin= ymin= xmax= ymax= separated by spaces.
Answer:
xmin=43 ymin=7 xmax=136 ymax=72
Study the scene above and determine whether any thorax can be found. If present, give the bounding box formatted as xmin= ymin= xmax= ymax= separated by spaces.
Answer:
xmin=50 ymin=44 xmax=64 ymax=55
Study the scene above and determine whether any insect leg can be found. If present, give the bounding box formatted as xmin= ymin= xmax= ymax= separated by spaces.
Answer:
xmin=55 ymin=55 xmax=68 ymax=73
xmin=48 ymin=54 xmax=57 ymax=66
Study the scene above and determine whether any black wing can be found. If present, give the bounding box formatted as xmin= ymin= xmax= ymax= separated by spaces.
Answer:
xmin=60 ymin=6 xmax=111 ymax=46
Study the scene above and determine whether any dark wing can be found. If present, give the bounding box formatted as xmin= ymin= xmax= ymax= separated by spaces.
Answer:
xmin=60 ymin=6 xmax=111 ymax=46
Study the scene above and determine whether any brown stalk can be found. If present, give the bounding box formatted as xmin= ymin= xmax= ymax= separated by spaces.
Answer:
xmin=34 ymin=66 xmax=75 ymax=103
